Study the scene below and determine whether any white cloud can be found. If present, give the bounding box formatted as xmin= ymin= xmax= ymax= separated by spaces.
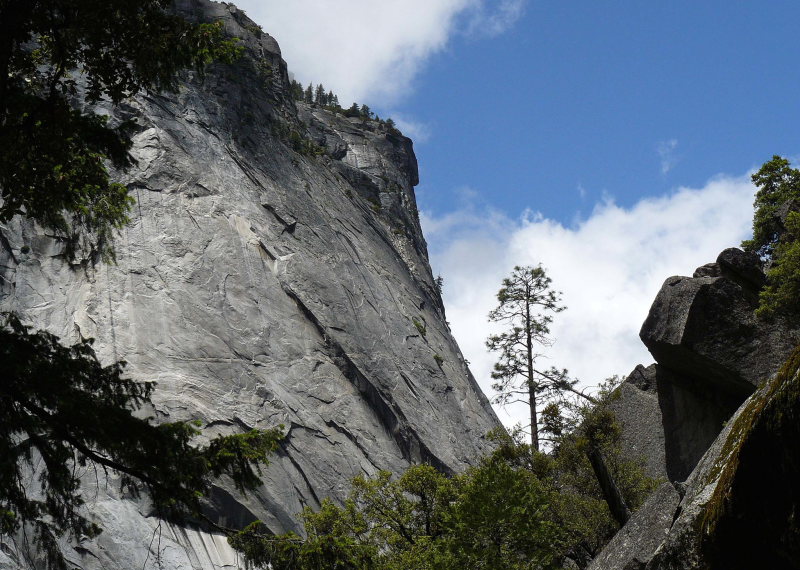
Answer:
xmin=464 ymin=0 xmax=527 ymax=37
xmin=422 ymin=174 xmax=756 ymax=428
xmin=233 ymin=0 xmax=527 ymax=105
xmin=392 ymin=114 xmax=433 ymax=143
xmin=657 ymin=139 xmax=679 ymax=174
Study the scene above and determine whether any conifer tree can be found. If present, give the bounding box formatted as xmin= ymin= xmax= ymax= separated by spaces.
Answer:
xmin=0 ymin=0 xmax=241 ymax=262
xmin=304 ymin=83 xmax=314 ymax=103
xmin=486 ymin=265 xmax=574 ymax=451
xmin=742 ymin=155 xmax=800 ymax=319
xmin=290 ymin=79 xmax=304 ymax=101
xmin=346 ymin=102 xmax=361 ymax=117
xmin=0 ymin=316 xmax=282 ymax=569
xmin=314 ymin=83 xmax=325 ymax=105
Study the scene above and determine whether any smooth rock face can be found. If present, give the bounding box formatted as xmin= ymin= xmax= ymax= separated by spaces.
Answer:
xmin=641 ymin=275 xmax=758 ymax=396
xmin=609 ymin=365 xmax=667 ymax=481
xmin=0 ymin=1 xmax=499 ymax=567
xmin=613 ymin=362 xmax=740 ymax=486
xmin=654 ymin=364 xmax=740 ymax=482
xmin=640 ymin=249 xmax=797 ymax=395
xmin=642 ymin=381 xmax=771 ymax=570
xmin=586 ymin=482 xmax=679 ymax=570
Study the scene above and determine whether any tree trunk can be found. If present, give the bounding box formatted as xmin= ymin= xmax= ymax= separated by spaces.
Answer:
xmin=525 ymin=289 xmax=539 ymax=452
xmin=586 ymin=445 xmax=631 ymax=527
xmin=528 ymin=378 xmax=538 ymax=452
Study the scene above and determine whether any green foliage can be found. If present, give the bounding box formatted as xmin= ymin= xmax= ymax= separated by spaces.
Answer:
xmin=446 ymin=459 xmax=563 ymax=569
xmin=385 ymin=118 xmax=402 ymax=137
xmin=0 ymin=314 xmax=281 ymax=569
xmin=741 ymin=156 xmax=800 ymax=318
xmin=434 ymin=275 xmax=444 ymax=297
xmin=289 ymin=79 xmax=305 ymax=101
xmin=288 ymin=129 xmax=324 ymax=156
xmin=345 ymin=103 xmax=362 ymax=118
xmin=412 ymin=317 xmax=427 ymax=337
xmin=233 ymin=462 xmax=564 ymax=570
xmin=291 ymin=81 xmax=341 ymax=110
xmin=486 ymin=384 xmax=659 ymax=563
xmin=0 ymin=9 xmax=272 ymax=564
xmin=545 ymin=383 xmax=658 ymax=556
xmin=757 ymin=211 xmax=800 ymax=319
xmin=742 ymin=156 xmax=800 ymax=258
xmin=233 ymin=393 xmax=659 ymax=569
xmin=287 ymin=81 xmax=400 ymax=135
xmin=0 ymin=0 xmax=241 ymax=260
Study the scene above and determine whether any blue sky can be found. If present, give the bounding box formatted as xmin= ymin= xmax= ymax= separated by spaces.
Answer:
xmin=403 ymin=0 xmax=799 ymax=220
xmin=236 ymin=0 xmax=795 ymax=427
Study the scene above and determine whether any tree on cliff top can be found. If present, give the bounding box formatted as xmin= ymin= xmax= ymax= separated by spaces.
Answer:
xmin=742 ymin=155 xmax=800 ymax=319
xmin=0 ymin=0 xmax=240 ymax=261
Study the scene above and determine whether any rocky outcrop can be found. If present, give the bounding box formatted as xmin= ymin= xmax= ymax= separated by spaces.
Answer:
xmin=637 ymin=247 xmax=799 ymax=481
xmin=0 ymin=1 xmax=499 ymax=567
xmin=592 ymin=249 xmax=800 ymax=569
xmin=640 ymin=248 xmax=793 ymax=396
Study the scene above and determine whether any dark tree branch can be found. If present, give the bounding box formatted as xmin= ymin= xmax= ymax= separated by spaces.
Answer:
xmin=586 ymin=445 xmax=631 ymax=527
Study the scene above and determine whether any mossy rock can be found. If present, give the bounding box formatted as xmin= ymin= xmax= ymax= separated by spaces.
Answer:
xmin=699 ymin=344 xmax=800 ymax=569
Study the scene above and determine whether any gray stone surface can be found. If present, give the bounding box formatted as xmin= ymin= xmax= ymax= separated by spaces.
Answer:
xmin=654 ymin=364 xmax=741 ymax=482
xmin=643 ymin=392 xmax=752 ymax=570
xmin=612 ymin=361 xmax=740 ymax=485
xmin=645 ymin=360 xmax=800 ymax=570
xmin=640 ymin=254 xmax=798 ymax=395
xmin=636 ymin=249 xmax=800 ymax=481
xmin=587 ymin=482 xmax=680 ymax=570
xmin=593 ymin=248 xmax=800 ymax=568
xmin=592 ymin=380 xmax=758 ymax=570
xmin=716 ymin=247 xmax=765 ymax=291
xmin=0 ymin=1 xmax=499 ymax=567
xmin=609 ymin=365 xmax=667 ymax=481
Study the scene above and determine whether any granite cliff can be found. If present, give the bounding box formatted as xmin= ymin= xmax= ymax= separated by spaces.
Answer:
xmin=0 ymin=1 xmax=499 ymax=567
